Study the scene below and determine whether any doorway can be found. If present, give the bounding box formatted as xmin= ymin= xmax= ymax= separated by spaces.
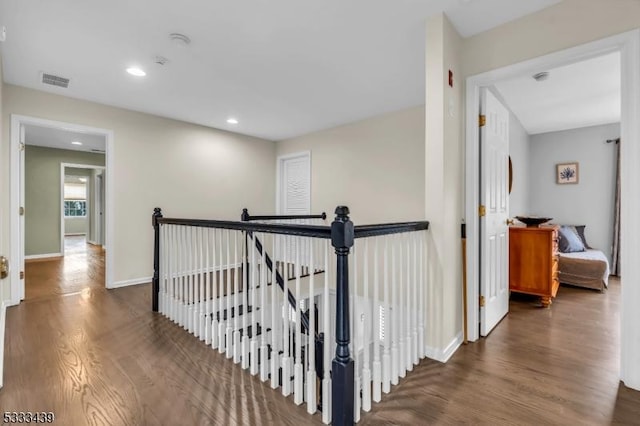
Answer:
xmin=9 ymin=115 xmax=115 ymax=305
xmin=464 ymin=30 xmax=640 ymax=388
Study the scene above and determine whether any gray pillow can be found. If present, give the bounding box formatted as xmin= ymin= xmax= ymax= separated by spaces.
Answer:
xmin=570 ymin=225 xmax=591 ymax=249
xmin=558 ymin=226 xmax=586 ymax=253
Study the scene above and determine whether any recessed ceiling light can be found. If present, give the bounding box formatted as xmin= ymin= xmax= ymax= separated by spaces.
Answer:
xmin=126 ymin=67 xmax=146 ymax=77
xmin=71 ymin=141 xmax=83 ymax=145
xmin=78 ymin=177 xmax=87 ymax=183
xmin=227 ymin=118 xmax=239 ymax=124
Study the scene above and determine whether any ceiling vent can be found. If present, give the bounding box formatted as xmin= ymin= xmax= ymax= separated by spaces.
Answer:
xmin=41 ymin=72 xmax=70 ymax=88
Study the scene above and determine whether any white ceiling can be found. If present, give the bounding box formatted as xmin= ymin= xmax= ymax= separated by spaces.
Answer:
xmin=0 ymin=0 xmax=559 ymax=141
xmin=25 ymin=124 xmax=106 ymax=153
xmin=494 ymin=51 xmax=621 ymax=135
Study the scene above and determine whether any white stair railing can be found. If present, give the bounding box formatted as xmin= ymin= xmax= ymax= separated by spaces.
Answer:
xmin=153 ymin=208 xmax=429 ymax=425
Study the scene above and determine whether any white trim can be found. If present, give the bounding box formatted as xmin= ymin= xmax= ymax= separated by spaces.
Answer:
xmin=25 ymin=253 xmax=62 ymax=260
xmin=276 ymin=150 xmax=311 ymax=215
xmin=10 ymin=115 xmax=115 ymax=304
xmin=0 ymin=300 xmax=6 ymax=389
xmin=424 ymin=331 xmax=463 ymax=363
xmin=60 ymin=162 xmax=106 ymax=255
xmin=464 ymin=30 xmax=640 ymax=390
xmin=111 ymin=277 xmax=152 ymax=289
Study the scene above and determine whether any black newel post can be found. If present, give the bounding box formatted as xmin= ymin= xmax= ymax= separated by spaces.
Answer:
xmin=331 ymin=206 xmax=355 ymax=426
xmin=152 ymin=207 xmax=163 ymax=312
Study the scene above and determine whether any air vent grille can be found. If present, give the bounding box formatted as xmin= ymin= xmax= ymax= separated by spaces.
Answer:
xmin=90 ymin=149 xmax=105 ymax=153
xmin=41 ymin=73 xmax=70 ymax=88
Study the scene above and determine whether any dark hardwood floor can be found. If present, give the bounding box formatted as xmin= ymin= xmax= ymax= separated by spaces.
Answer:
xmin=3 ymin=245 xmax=639 ymax=425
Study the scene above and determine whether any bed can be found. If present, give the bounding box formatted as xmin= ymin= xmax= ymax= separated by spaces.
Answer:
xmin=557 ymin=225 xmax=610 ymax=292
xmin=558 ymin=249 xmax=609 ymax=291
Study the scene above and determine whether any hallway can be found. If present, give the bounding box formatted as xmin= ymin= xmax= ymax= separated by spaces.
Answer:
xmin=25 ymin=236 xmax=104 ymax=301
xmin=2 ymin=269 xmax=639 ymax=423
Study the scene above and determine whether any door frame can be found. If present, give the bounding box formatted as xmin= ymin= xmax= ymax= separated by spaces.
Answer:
xmin=59 ymin=163 xmax=106 ymax=253
xmin=464 ymin=30 xmax=640 ymax=385
xmin=9 ymin=115 xmax=115 ymax=305
xmin=275 ymin=151 xmax=311 ymax=215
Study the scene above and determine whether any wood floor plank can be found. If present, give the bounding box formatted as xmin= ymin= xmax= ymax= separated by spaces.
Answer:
xmin=2 ymin=239 xmax=639 ymax=425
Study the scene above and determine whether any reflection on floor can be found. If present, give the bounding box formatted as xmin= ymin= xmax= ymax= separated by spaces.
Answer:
xmin=25 ymin=235 xmax=105 ymax=301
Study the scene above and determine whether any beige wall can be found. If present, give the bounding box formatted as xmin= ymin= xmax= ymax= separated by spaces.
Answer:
xmin=462 ymin=0 xmax=640 ymax=77
xmin=424 ymin=13 xmax=464 ymax=357
xmin=2 ymin=85 xmax=276 ymax=288
xmin=25 ymin=146 xmax=104 ymax=255
xmin=276 ymin=106 xmax=425 ymax=225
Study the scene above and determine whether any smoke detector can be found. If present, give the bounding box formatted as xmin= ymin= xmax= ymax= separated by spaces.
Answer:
xmin=532 ymin=71 xmax=550 ymax=82
xmin=169 ymin=33 xmax=191 ymax=47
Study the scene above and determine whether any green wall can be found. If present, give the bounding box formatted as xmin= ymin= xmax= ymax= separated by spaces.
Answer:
xmin=25 ymin=146 xmax=105 ymax=256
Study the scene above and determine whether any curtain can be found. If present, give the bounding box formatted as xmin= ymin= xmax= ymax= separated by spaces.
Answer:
xmin=611 ymin=140 xmax=621 ymax=276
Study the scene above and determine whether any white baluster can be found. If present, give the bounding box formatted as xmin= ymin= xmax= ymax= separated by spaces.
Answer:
xmin=391 ymin=235 xmax=399 ymax=385
xmin=307 ymin=239 xmax=317 ymax=414
xmin=218 ymin=229 xmax=226 ymax=353
xmin=225 ymin=231 xmax=233 ymax=357
xmin=412 ymin=233 xmax=419 ymax=366
xmin=382 ymin=235 xmax=391 ymax=394
xmin=282 ymin=236 xmax=292 ymax=396
xmin=322 ymin=239 xmax=332 ymax=425
xmin=352 ymin=242 xmax=361 ymax=422
xmin=372 ymin=239 xmax=382 ymax=403
xmin=159 ymin=224 xmax=165 ymax=315
xmin=189 ymin=227 xmax=195 ymax=335
xmin=260 ymin=233 xmax=269 ymax=381
xmin=271 ymin=234 xmax=280 ymax=389
xmin=233 ymin=232 xmax=241 ymax=363
xmin=204 ymin=227 xmax=211 ymax=345
xmin=362 ymin=239 xmax=371 ymax=412
xmin=171 ymin=225 xmax=177 ymax=323
xmin=211 ymin=228 xmax=219 ymax=350
xmin=180 ymin=226 xmax=187 ymax=329
xmin=241 ymin=232 xmax=249 ymax=369
xmin=418 ymin=231 xmax=425 ymax=359
xmin=399 ymin=241 xmax=406 ymax=378
xmin=250 ymin=233 xmax=259 ymax=376
xmin=405 ymin=234 xmax=412 ymax=372
xmin=294 ymin=238 xmax=303 ymax=405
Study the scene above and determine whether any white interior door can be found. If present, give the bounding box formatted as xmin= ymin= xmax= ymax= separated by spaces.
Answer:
xmin=479 ymin=89 xmax=510 ymax=336
xmin=278 ymin=152 xmax=311 ymax=215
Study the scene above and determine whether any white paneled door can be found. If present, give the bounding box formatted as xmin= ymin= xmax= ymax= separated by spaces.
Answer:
xmin=278 ymin=152 xmax=311 ymax=216
xmin=479 ymin=89 xmax=510 ymax=336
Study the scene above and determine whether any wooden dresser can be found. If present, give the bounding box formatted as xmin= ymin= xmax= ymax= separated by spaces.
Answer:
xmin=509 ymin=225 xmax=559 ymax=307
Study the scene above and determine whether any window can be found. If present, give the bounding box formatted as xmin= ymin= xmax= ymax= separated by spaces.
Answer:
xmin=64 ymin=200 xmax=87 ymax=217
xmin=64 ymin=180 xmax=87 ymax=217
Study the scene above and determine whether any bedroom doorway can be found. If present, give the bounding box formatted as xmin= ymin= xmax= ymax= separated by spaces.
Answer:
xmin=10 ymin=115 xmax=115 ymax=304
xmin=464 ymin=30 xmax=640 ymax=389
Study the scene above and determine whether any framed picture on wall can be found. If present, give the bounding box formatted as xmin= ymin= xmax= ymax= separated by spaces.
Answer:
xmin=556 ymin=162 xmax=579 ymax=184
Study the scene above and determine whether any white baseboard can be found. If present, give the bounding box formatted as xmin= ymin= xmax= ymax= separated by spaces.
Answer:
xmin=110 ymin=277 xmax=152 ymax=289
xmin=424 ymin=331 xmax=463 ymax=363
xmin=109 ymin=263 xmax=243 ymax=290
xmin=0 ymin=300 xmax=6 ymax=389
xmin=25 ymin=252 xmax=62 ymax=260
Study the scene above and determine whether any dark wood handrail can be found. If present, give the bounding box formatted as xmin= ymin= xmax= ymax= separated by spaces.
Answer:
xmin=354 ymin=221 xmax=429 ymax=238
xmin=158 ymin=218 xmax=333 ymax=239
xmin=242 ymin=208 xmax=327 ymax=222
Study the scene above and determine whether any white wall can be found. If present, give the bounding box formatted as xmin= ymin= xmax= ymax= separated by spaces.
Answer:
xmin=276 ymin=106 xmax=425 ymax=225
xmin=529 ymin=123 xmax=619 ymax=262
xmin=2 ymin=85 xmax=277 ymax=290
